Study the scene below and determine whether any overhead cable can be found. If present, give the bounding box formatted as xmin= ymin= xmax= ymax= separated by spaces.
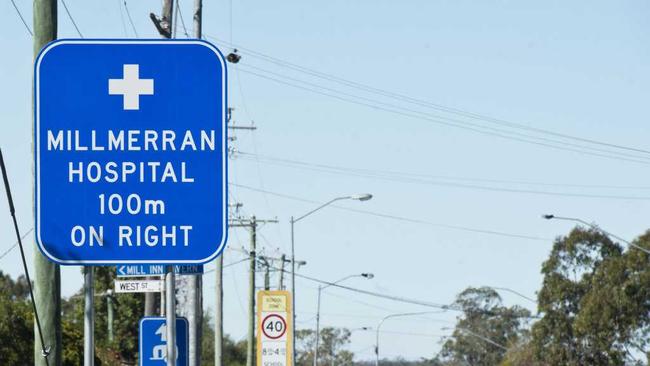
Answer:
xmin=230 ymin=182 xmax=551 ymax=241
xmin=204 ymin=34 xmax=650 ymax=157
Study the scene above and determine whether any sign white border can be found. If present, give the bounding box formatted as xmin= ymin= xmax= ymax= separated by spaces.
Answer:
xmin=34 ymin=39 xmax=228 ymax=265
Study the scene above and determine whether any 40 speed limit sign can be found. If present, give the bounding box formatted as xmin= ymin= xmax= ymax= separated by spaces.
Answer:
xmin=262 ymin=314 xmax=287 ymax=339
xmin=257 ymin=290 xmax=292 ymax=366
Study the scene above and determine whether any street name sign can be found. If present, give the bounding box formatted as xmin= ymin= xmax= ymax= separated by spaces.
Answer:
xmin=116 ymin=264 xmax=203 ymax=277
xmin=257 ymin=290 xmax=292 ymax=366
xmin=34 ymin=40 xmax=228 ymax=264
xmin=115 ymin=279 xmax=163 ymax=293
xmin=140 ymin=317 xmax=188 ymax=366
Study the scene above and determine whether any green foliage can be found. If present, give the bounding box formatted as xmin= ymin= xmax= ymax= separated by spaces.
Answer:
xmin=61 ymin=318 xmax=84 ymax=366
xmin=498 ymin=334 xmax=544 ymax=366
xmin=201 ymin=311 xmax=216 ymax=365
xmin=223 ymin=335 xmax=247 ymax=366
xmin=435 ymin=287 xmax=531 ymax=366
xmin=61 ymin=266 xmax=144 ymax=365
xmin=296 ymin=327 xmax=354 ymax=366
xmin=355 ymin=358 xmax=441 ymax=366
xmin=0 ymin=271 xmax=33 ymax=365
xmin=200 ymin=310 xmax=247 ymax=366
xmin=530 ymin=227 xmax=650 ymax=365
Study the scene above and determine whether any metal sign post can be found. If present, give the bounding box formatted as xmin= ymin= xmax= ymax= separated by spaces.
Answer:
xmin=84 ymin=267 xmax=94 ymax=366
xmin=165 ymin=266 xmax=176 ymax=366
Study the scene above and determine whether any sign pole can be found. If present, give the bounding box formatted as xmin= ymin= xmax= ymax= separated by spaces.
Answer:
xmin=161 ymin=275 xmax=167 ymax=316
xmin=215 ymin=256 xmax=223 ymax=366
xmin=107 ymin=289 xmax=114 ymax=343
xmin=84 ymin=267 xmax=94 ymax=366
xmin=166 ymin=266 xmax=177 ymax=366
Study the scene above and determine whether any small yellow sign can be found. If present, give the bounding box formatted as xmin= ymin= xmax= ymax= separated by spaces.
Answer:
xmin=257 ymin=290 xmax=293 ymax=366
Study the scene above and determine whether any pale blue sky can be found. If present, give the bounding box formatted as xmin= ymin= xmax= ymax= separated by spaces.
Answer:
xmin=1 ymin=0 xmax=649 ymax=360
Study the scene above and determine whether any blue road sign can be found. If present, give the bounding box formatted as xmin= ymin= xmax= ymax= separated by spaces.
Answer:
xmin=34 ymin=40 xmax=228 ymax=264
xmin=117 ymin=264 xmax=203 ymax=277
xmin=140 ymin=317 xmax=188 ymax=366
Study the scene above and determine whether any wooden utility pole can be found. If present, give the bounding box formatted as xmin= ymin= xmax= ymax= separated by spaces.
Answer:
xmin=150 ymin=3 xmax=176 ymax=366
xmin=248 ymin=216 xmax=257 ymax=366
xmin=230 ymin=216 xmax=278 ymax=366
xmin=278 ymin=254 xmax=286 ymax=289
xmin=150 ymin=0 xmax=174 ymax=39
xmin=145 ymin=0 xmax=177 ymax=322
xmin=193 ymin=0 xmax=202 ymax=38
xmin=179 ymin=4 xmax=204 ymax=364
xmin=33 ymin=1 xmax=61 ymax=365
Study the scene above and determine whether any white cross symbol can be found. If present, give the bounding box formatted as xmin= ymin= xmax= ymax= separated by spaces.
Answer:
xmin=108 ymin=64 xmax=154 ymax=110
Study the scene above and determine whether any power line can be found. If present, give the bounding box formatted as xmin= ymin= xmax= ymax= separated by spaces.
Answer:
xmin=236 ymin=151 xmax=650 ymax=191
xmin=238 ymin=63 xmax=650 ymax=164
xmin=234 ymin=153 xmax=650 ymax=201
xmin=0 ymin=228 xmax=34 ymax=261
xmin=116 ymin=0 xmax=128 ymax=37
xmin=204 ymin=34 xmax=650 ymax=157
xmin=123 ymin=0 xmax=139 ymax=37
xmin=277 ymin=264 xmax=540 ymax=320
xmin=9 ymin=0 xmax=32 ymax=35
xmin=175 ymin=0 xmax=189 ymax=37
xmin=297 ymin=310 xmax=453 ymax=322
xmin=230 ymin=182 xmax=551 ymax=241
xmin=60 ymin=0 xmax=83 ymax=37
xmin=203 ymin=257 xmax=249 ymax=274
xmin=235 ymin=67 xmax=650 ymax=165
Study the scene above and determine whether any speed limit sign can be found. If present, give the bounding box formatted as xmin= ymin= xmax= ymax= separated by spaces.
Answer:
xmin=262 ymin=314 xmax=287 ymax=340
xmin=257 ymin=290 xmax=292 ymax=366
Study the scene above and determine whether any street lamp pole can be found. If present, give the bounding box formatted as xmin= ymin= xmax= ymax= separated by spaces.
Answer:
xmin=375 ymin=311 xmax=444 ymax=366
xmin=542 ymin=214 xmax=650 ymax=255
xmin=314 ymin=274 xmax=373 ymax=366
xmin=290 ymin=216 xmax=296 ymax=366
xmin=485 ymin=286 xmax=536 ymax=304
xmin=289 ymin=193 xmax=372 ymax=366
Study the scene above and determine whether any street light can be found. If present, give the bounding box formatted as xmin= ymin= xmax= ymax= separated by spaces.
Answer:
xmin=441 ymin=326 xmax=507 ymax=351
xmin=484 ymin=286 xmax=536 ymax=304
xmin=290 ymin=193 xmax=373 ymax=366
xmin=314 ymin=273 xmax=374 ymax=366
xmin=542 ymin=214 xmax=650 ymax=255
xmin=375 ymin=311 xmax=445 ymax=366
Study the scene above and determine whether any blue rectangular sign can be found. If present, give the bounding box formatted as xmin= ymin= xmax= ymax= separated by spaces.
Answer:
xmin=117 ymin=264 xmax=203 ymax=277
xmin=34 ymin=40 xmax=228 ymax=264
xmin=139 ymin=317 xmax=188 ymax=366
